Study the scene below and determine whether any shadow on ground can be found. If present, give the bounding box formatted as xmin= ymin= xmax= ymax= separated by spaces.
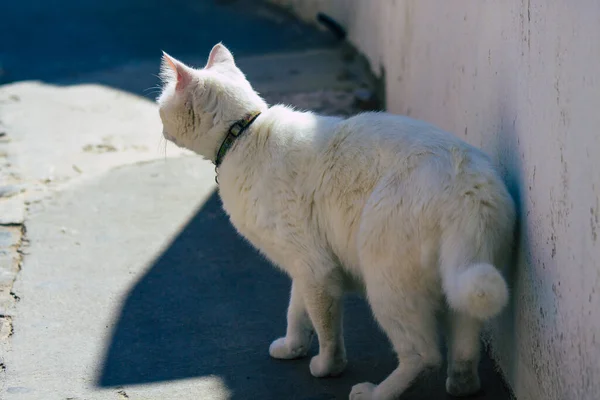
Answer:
xmin=97 ymin=192 xmax=511 ymax=399
xmin=97 ymin=191 xmax=391 ymax=399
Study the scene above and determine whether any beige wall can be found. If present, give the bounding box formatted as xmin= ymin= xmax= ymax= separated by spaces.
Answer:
xmin=272 ymin=1 xmax=600 ymax=399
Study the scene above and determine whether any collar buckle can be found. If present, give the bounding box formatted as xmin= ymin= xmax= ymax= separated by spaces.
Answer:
xmin=214 ymin=111 xmax=262 ymax=181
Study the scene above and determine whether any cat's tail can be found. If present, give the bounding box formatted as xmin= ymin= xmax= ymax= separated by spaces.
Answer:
xmin=439 ymin=183 xmax=514 ymax=320
xmin=442 ymin=262 xmax=508 ymax=320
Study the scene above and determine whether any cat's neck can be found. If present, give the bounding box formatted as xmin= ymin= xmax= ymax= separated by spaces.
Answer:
xmin=208 ymin=105 xmax=342 ymax=166
xmin=260 ymin=105 xmax=343 ymax=134
xmin=202 ymin=105 xmax=267 ymax=163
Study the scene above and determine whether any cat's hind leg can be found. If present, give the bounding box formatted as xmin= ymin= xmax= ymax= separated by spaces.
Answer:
xmin=445 ymin=311 xmax=482 ymax=397
xmin=269 ymin=280 xmax=314 ymax=360
xmin=350 ymin=272 xmax=442 ymax=400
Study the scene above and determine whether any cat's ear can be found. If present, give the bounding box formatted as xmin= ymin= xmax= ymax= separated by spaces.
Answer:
xmin=161 ymin=52 xmax=193 ymax=91
xmin=205 ymin=43 xmax=235 ymax=69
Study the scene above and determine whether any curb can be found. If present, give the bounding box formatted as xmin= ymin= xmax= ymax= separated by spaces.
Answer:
xmin=0 ymin=119 xmax=28 ymax=392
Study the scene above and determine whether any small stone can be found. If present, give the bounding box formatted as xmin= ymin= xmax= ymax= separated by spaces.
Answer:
xmin=0 ymin=226 xmax=22 ymax=247
xmin=83 ymin=143 xmax=117 ymax=153
xmin=0 ymin=315 xmax=13 ymax=340
xmin=6 ymin=387 xmax=32 ymax=394
xmin=353 ymin=88 xmax=379 ymax=111
xmin=0 ymin=197 xmax=25 ymax=225
xmin=0 ymin=256 xmax=19 ymax=285
xmin=353 ymin=88 xmax=373 ymax=102
xmin=0 ymin=185 xmax=22 ymax=199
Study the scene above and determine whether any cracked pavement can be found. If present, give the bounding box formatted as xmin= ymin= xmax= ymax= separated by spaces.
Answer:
xmin=0 ymin=1 xmax=512 ymax=399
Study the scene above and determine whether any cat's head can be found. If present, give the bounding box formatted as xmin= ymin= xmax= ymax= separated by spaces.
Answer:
xmin=157 ymin=43 xmax=267 ymax=161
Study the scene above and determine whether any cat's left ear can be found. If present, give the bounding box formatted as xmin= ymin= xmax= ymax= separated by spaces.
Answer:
xmin=161 ymin=52 xmax=193 ymax=91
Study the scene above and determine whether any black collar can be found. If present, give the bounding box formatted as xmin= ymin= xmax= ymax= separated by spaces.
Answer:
xmin=214 ymin=111 xmax=262 ymax=168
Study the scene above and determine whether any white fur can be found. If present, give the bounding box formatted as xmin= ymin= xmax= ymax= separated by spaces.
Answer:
xmin=446 ymin=263 xmax=509 ymax=320
xmin=158 ymin=44 xmax=517 ymax=400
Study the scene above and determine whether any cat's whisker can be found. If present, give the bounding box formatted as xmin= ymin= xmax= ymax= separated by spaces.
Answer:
xmin=156 ymin=135 xmax=165 ymax=156
xmin=144 ymin=85 xmax=162 ymax=93
xmin=152 ymin=73 xmax=166 ymax=85
xmin=144 ymin=83 xmax=165 ymax=100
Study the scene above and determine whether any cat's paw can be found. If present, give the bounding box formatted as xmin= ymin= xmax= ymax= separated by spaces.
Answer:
xmin=269 ymin=337 xmax=310 ymax=360
xmin=349 ymin=382 xmax=376 ymax=400
xmin=309 ymin=352 xmax=347 ymax=378
xmin=446 ymin=369 xmax=481 ymax=397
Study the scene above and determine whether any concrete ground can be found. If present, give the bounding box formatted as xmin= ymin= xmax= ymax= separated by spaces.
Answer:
xmin=0 ymin=1 xmax=513 ymax=399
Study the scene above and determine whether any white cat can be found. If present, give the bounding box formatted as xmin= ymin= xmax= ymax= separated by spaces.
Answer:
xmin=157 ymin=43 xmax=516 ymax=400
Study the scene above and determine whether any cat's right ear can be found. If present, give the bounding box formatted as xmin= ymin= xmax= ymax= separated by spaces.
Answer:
xmin=205 ymin=43 xmax=236 ymax=69
xmin=161 ymin=52 xmax=193 ymax=91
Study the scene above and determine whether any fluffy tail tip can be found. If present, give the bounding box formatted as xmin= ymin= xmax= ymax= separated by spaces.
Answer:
xmin=453 ymin=263 xmax=509 ymax=320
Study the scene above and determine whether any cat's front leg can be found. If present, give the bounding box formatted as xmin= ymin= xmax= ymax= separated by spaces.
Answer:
xmin=300 ymin=278 xmax=347 ymax=378
xmin=269 ymin=281 xmax=314 ymax=359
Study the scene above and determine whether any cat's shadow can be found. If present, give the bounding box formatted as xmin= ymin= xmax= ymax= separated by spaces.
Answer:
xmin=97 ymin=192 xmax=499 ymax=399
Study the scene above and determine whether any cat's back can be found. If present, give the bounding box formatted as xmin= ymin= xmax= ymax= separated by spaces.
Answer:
xmin=312 ymin=111 xmax=508 ymax=233
xmin=315 ymin=111 xmax=495 ymax=182
xmin=333 ymin=111 xmax=475 ymax=155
